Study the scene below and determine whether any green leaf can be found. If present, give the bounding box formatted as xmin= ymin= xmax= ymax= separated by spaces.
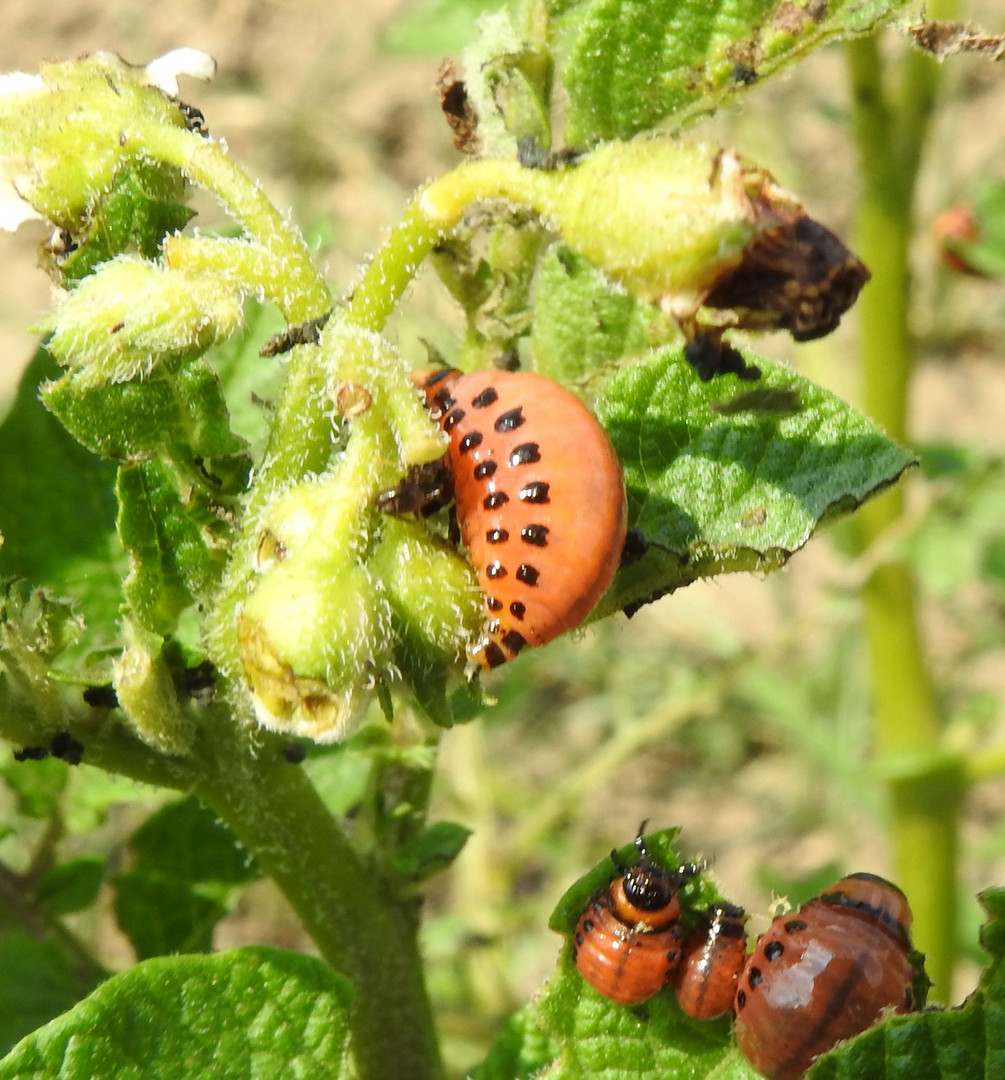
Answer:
xmin=470 ymin=1004 xmax=561 ymax=1080
xmin=0 ymin=947 xmax=354 ymax=1080
xmin=127 ymin=796 xmax=258 ymax=886
xmin=592 ymin=349 xmax=915 ymax=618
xmin=387 ymin=821 xmax=471 ymax=884
xmin=35 ymin=857 xmax=106 ymax=915
xmin=111 ymin=798 xmax=258 ymax=960
xmin=206 ymin=300 xmax=288 ymax=459
xmin=556 ymin=0 xmax=914 ymax=143
xmin=0 ymin=350 xmax=122 ymax=633
xmin=62 ymin=771 xmax=168 ymax=835
xmin=58 ymin=166 xmax=193 ymax=287
xmin=0 ymin=935 xmax=91 ymax=1059
xmin=901 ymin=458 xmax=1005 ymax=597
xmin=40 ymin=348 xmax=249 ymax=639
xmin=531 ymin=246 xmax=653 ymax=382
xmin=116 ymin=460 xmax=220 ymax=636
xmin=167 ymin=356 xmax=252 ymax=496
xmin=0 ymin=754 xmax=69 ymax=820
xmin=42 ymin=354 xmax=251 ymax=494
xmin=113 ymin=871 xmax=228 ymax=959
xmin=303 ymin=741 xmax=374 ymax=817
xmin=537 ymin=978 xmax=751 ymax=1079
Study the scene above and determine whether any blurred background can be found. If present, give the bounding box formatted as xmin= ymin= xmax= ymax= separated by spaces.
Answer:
xmin=1 ymin=1 xmax=1004 ymax=1073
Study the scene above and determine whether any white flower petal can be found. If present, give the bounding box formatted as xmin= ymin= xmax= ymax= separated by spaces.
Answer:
xmin=0 ymin=71 xmax=44 ymax=96
xmin=144 ymin=48 xmax=217 ymax=97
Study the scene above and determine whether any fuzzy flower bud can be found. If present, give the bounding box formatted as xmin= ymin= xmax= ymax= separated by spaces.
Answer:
xmin=546 ymin=137 xmax=869 ymax=341
xmin=42 ymin=256 xmax=245 ymax=385
xmin=0 ymin=50 xmax=214 ymax=234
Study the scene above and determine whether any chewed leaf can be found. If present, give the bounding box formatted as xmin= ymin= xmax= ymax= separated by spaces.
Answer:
xmin=0 ymin=947 xmax=354 ymax=1080
xmin=590 ymin=348 xmax=915 ymax=617
xmin=549 ymin=826 xmax=687 ymax=935
xmin=537 ymin=974 xmax=749 ymax=1080
xmin=555 ymin=0 xmax=915 ymax=143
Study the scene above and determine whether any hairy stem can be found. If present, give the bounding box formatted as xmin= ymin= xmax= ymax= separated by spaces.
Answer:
xmin=132 ymin=124 xmax=330 ymax=323
xmin=192 ymin=714 xmax=444 ymax=1080
xmin=347 ymin=159 xmax=554 ymax=332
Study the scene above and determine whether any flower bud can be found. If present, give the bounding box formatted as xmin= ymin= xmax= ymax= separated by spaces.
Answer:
xmin=43 ymin=256 xmax=244 ymax=385
xmin=236 ymin=474 xmax=393 ymax=743
xmin=547 ymin=137 xmax=868 ymax=342
xmin=237 ymin=561 xmax=392 ymax=744
xmin=371 ymin=517 xmax=483 ymax=670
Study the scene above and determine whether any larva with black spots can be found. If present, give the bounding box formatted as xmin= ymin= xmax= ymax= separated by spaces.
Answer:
xmin=415 ymin=368 xmax=627 ymax=668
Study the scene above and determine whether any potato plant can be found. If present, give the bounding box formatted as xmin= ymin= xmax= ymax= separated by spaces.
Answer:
xmin=0 ymin=3 xmax=1003 ymax=1079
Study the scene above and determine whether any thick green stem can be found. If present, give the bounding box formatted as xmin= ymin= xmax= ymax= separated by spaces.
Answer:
xmin=846 ymin=15 xmax=960 ymax=1002
xmin=192 ymin=717 xmax=443 ymax=1080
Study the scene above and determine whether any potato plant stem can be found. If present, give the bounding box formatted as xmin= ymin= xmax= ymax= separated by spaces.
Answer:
xmin=347 ymin=159 xmax=554 ymax=332
xmin=192 ymin=718 xmax=445 ymax=1080
xmin=193 ymin=158 xmax=554 ymax=1079
xmin=845 ymin=17 xmax=961 ymax=1002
